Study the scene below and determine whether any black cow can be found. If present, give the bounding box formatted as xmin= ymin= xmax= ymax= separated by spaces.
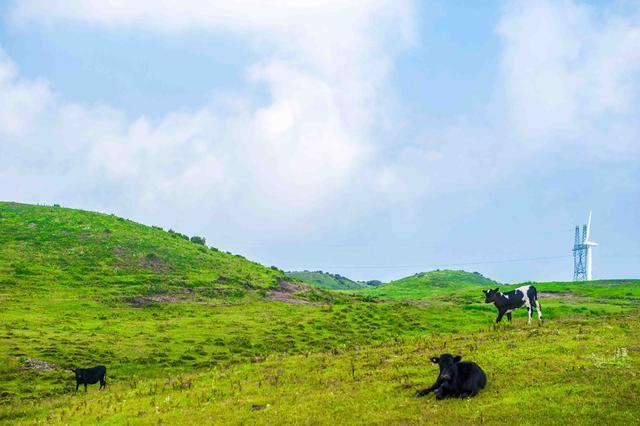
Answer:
xmin=71 ymin=366 xmax=107 ymax=392
xmin=415 ymin=354 xmax=486 ymax=399
xmin=483 ymin=285 xmax=542 ymax=324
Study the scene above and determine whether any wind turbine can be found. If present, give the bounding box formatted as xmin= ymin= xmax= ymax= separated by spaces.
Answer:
xmin=583 ymin=211 xmax=598 ymax=281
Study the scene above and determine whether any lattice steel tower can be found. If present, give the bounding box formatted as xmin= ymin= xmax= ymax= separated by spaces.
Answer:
xmin=573 ymin=212 xmax=597 ymax=281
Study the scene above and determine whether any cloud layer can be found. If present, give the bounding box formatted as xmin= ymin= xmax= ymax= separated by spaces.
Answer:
xmin=499 ymin=0 xmax=640 ymax=155
xmin=2 ymin=0 xmax=416 ymax=232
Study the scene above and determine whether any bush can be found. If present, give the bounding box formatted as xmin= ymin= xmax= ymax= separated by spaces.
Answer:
xmin=190 ymin=236 xmax=206 ymax=245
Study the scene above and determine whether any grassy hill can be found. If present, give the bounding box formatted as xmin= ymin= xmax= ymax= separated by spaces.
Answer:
xmin=1 ymin=202 xmax=639 ymax=424
xmin=0 ymin=201 xmax=284 ymax=294
xmin=350 ymin=269 xmax=498 ymax=299
xmin=286 ymin=270 xmax=367 ymax=290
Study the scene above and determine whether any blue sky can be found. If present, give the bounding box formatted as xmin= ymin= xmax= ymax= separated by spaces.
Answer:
xmin=1 ymin=0 xmax=638 ymax=283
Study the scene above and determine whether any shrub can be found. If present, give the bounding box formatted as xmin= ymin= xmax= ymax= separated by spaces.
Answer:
xmin=190 ymin=236 xmax=206 ymax=245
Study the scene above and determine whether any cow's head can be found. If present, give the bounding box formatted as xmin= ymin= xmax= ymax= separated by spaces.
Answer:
xmin=68 ymin=367 xmax=77 ymax=380
xmin=483 ymin=288 xmax=500 ymax=303
xmin=431 ymin=353 xmax=462 ymax=382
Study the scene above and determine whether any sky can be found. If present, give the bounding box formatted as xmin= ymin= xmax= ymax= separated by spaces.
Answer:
xmin=1 ymin=0 xmax=639 ymax=283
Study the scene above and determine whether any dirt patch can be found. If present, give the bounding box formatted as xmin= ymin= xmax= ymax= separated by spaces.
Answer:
xmin=129 ymin=288 xmax=195 ymax=307
xmin=539 ymin=291 xmax=581 ymax=300
xmin=265 ymin=281 xmax=319 ymax=305
xmin=130 ymin=295 xmax=181 ymax=306
xmin=277 ymin=281 xmax=307 ymax=293
xmin=112 ymin=246 xmax=171 ymax=274
xmin=140 ymin=254 xmax=170 ymax=274
xmin=21 ymin=358 xmax=57 ymax=372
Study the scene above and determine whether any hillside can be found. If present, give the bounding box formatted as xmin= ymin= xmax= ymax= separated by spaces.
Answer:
xmin=0 ymin=202 xmax=284 ymax=294
xmin=286 ymin=270 xmax=367 ymax=290
xmin=351 ymin=269 xmax=498 ymax=299
xmin=2 ymin=202 xmax=640 ymax=424
xmin=8 ymin=313 xmax=639 ymax=424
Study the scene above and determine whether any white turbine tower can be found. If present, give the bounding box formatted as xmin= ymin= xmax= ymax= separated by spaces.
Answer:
xmin=584 ymin=212 xmax=598 ymax=280
xmin=573 ymin=211 xmax=597 ymax=281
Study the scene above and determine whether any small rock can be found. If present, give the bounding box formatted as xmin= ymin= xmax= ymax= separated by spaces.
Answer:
xmin=21 ymin=358 xmax=57 ymax=371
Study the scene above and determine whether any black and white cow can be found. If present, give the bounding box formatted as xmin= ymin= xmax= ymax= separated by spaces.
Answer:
xmin=483 ymin=285 xmax=542 ymax=324
xmin=415 ymin=354 xmax=487 ymax=399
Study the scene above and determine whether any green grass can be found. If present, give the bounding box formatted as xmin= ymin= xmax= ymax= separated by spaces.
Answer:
xmin=1 ymin=202 xmax=639 ymax=424
xmin=4 ymin=314 xmax=639 ymax=425
xmin=0 ymin=201 xmax=285 ymax=294
xmin=348 ymin=269 xmax=499 ymax=299
xmin=286 ymin=270 xmax=367 ymax=290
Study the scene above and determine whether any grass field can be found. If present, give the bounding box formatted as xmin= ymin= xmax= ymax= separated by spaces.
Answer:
xmin=1 ymin=203 xmax=639 ymax=424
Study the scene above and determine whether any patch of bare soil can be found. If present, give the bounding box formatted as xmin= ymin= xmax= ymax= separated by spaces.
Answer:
xmin=539 ymin=291 xmax=581 ymax=300
xmin=21 ymin=358 xmax=57 ymax=372
xmin=140 ymin=254 xmax=171 ymax=273
xmin=111 ymin=246 xmax=171 ymax=274
xmin=129 ymin=288 xmax=195 ymax=307
xmin=265 ymin=281 xmax=319 ymax=305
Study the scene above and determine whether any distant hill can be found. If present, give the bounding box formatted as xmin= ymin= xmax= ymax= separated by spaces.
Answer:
xmin=351 ymin=269 xmax=498 ymax=299
xmin=0 ymin=202 xmax=285 ymax=293
xmin=286 ymin=270 xmax=369 ymax=290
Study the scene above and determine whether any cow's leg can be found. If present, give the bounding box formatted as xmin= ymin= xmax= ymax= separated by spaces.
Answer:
xmin=496 ymin=310 xmax=505 ymax=323
xmin=436 ymin=382 xmax=454 ymax=399
xmin=100 ymin=376 xmax=106 ymax=390
xmin=506 ymin=312 xmax=512 ymax=323
xmin=460 ymin=389 xmax=478 ymax=398
xmin=535 ymin=300 xmax=543 ymax=322
xmin=416 ymin=379 xmax=442 ymax=397
xmin=435 ymin=387 xmax=447 ymax=400
xmin=526 ymin=304 xmax=532 ymax=324
xmin=75 ymin=383 xmax=79 ymax=392
xmin=84 ymin=383 xmax=87 ymax=392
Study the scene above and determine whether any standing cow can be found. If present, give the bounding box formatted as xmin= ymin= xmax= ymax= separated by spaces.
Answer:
xmin=71 ymin=366 xmax=107 ymax=392
xmin=483 ymin=285 xmax=542 ymax=324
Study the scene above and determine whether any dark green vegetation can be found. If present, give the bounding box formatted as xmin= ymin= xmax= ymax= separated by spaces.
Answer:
xmin=286 ymin=270 xmax=368 ymax=290
xmin=1 ymin=202 xmax=639 ymax=424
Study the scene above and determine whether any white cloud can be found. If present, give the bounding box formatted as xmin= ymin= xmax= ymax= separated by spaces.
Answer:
xmin=1 ymin=1 xmax=416 ymax=234
xmin=2 ymin=0 xmax=638 ymax=245
xmin=498 ymin=0 xmax=640 ymax=153
xmin=0 ymin=49 xmax=52 ymax=140
xmin=360 ymin=0 xmax=640 ymax=215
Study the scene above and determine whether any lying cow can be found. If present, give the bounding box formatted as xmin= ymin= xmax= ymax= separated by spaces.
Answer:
xmin=483 ymin=285 xmax=542 ymax=324
xmin=415 ymin=354 xmax=486 ymax=399
xmin=71 ymin=365 xmax=107 ymax=392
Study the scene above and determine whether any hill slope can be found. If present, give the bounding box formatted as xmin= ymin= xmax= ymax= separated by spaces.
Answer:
xmin=351 ymin=269 xmax=498 ymax=299
xmin=2 ymin=202 xmax=640 ymax=424
xmin=286 ymin=270 xmax=367 ymax=290
xmin=0 ymin=202 xmax=284 ymax=293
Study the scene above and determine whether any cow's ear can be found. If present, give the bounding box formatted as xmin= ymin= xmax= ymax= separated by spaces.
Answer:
xmin=453 ymin=355 xmax=462 ymax=363
xmin=430 ymin=357 xmax=439 ymax=364
xmin=493 ymin=288 xmax=499 ymax=293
